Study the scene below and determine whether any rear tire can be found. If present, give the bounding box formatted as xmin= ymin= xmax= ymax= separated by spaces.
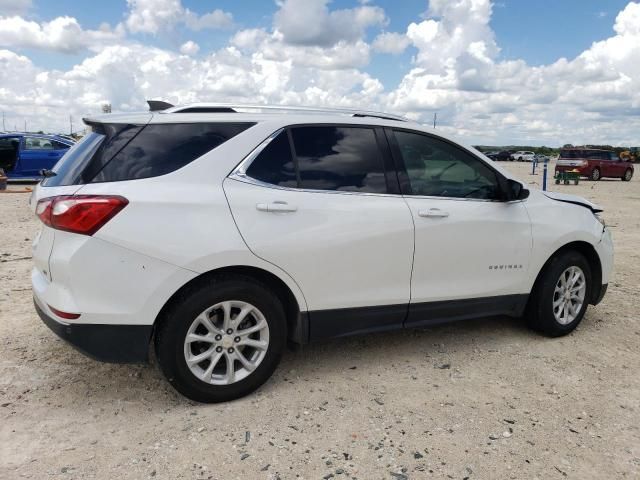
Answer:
xmin=526 ymin=250 xmax=592 ymax=337
xmin=155 ymin=274 xmax=287 ymax=403
xmin=622 ymin=168 xmax=633 ymax=181
xmin=590 ymin=168 xmax=601 ymax=181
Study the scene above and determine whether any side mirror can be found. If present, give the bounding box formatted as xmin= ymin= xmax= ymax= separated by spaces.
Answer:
xmin=505 ymin=178 xmax=529 ymax=201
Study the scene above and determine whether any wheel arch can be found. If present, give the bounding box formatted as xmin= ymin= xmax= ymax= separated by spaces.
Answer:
xmin=152 ymin=265 xmax=308 ymax=345
xmin=532 ymin=241 xmax=603 ymax=305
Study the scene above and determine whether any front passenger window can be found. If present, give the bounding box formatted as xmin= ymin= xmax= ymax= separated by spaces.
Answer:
xmin=393 ymin=130 xmax=501 ymax=200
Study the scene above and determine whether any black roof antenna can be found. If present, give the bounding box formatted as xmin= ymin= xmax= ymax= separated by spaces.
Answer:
xmin=147 ymin=100 xmax=174 ymax=112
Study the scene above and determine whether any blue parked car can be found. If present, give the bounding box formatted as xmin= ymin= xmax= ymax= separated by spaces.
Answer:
xmin=0 ymin=133 xmax=74 ymax=181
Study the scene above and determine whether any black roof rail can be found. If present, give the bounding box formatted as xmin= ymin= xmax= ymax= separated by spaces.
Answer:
xmin=352 ymin=113 xmax=407 ymax=122
xmin=147 ymin=100 xmax=175 ymax=112
xmin=176 ymin=107 xmax=237 ymax=113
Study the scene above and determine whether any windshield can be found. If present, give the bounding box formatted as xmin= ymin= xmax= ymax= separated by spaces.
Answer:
xmin=41 ymin=132 xmax=105 ymax=186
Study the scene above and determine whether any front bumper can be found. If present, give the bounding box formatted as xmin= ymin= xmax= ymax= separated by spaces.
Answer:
xmin=34 ymin=299 xmax=152 ymax=363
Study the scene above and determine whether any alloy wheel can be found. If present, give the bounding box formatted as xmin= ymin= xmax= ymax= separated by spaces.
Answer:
xmin=183 ymin=300 xmax=270 ymax=385
xmin=552 ymin=266 xmax=586 ymax=325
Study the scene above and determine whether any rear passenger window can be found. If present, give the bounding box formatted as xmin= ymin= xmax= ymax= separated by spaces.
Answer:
xmin=92 ymin=123 xmax=253 ymax=183
xmin=245 ymin=131 xmax=297 ymax=187
xmin=291 ymin=126 xmax=386 ymax=193
xmin=25 ymin=137 xmax=54 ymax=150
xmin=244 ymin=126 xmax=388 ymax=194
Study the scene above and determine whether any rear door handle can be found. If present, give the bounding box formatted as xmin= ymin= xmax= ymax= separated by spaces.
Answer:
xmin=256 ymin=201 xmax=297 ymax=213
xmin=418 ymin=208 xmax=449 ymax=218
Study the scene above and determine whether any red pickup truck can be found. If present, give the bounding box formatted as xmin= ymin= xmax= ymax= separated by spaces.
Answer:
xmin=555 ymin=148 xmax=634 ymax=181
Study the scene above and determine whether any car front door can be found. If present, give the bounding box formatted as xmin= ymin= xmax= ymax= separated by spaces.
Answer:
xmin=608 ymin=152 xmax=626 ymax=177
xmin=20 ymin=136 xmax=65 ymax=177
xmin=224 ymin=125 xmax=414 ymax=341
xmin=386 ymin=128 xmax=532 ymax=327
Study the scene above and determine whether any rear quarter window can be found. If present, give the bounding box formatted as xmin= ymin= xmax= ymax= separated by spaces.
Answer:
xmin=245 ymin=131 xmax=298 ymax=187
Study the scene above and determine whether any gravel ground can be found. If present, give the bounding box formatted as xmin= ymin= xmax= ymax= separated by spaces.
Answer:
xmin=1 ymin=162 xmax=639 ymax=479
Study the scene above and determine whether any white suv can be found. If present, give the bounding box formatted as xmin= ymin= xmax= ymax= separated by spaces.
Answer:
xmin=512 ymin=151 xmax=536 ymax=162
xmin=30 ymin=103 xmax=613 ymax=402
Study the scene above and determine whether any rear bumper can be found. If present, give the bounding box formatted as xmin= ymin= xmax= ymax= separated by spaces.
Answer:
xmin=34 ymin=298 xmax=152 ymax=363
xmin=555 ymin=165 xmax=589 ymax=175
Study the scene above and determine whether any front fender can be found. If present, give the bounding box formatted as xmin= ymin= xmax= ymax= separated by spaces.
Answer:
xmin=523 ymin=190 xmax=607 ymax=290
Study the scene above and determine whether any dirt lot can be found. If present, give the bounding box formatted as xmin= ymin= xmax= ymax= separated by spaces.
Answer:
xmin=1 ymin=161 xmax=639 ymax=479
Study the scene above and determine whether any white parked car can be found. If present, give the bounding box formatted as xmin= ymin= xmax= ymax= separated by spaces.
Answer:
xmin=512 ymin=151 xmax=536 ymax=162
xmin=30 ymin=104 xmax=613 ymax=402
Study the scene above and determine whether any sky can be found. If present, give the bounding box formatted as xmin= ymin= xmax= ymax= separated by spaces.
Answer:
xmin=0 ymin=0 xmax=639 ymax=146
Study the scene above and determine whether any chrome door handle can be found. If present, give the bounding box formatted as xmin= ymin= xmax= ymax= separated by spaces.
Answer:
xmin=256 ymin=201 xmax=297 ymax=213
xmin=418 ymin=208 xmax=449 ymax=218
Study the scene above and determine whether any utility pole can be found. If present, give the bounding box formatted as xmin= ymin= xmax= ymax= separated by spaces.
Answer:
xmin=69 ymin=115 xmax=73 ymax=135
xmin=433 ymin=112 xmax=437 ymax=128
xmin=2 ymin=111 xmax=5 ymax=131
xmin=24 ymin=120 xmax=27 ymax=132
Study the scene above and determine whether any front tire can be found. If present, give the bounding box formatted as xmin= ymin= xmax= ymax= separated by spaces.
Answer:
xmin=526 ymin=250 xmax=592 ymax=337
xmin=590 ymin=168 xmax=601 ymax=181
xmin=155 ymin=274 xmax=287 ymax=403
xmin=622 ymin=168 xmax=633 ymax=181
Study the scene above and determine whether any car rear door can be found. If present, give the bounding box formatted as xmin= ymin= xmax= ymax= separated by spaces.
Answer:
xmin=587 ymin=151 xmax=605 ymax=176
xmin=20 ymin=136 xmax=62 ymax=177
xmin=224 ymin=125 xmax=414 ymax=341
xmin=386 ymin=128 xmax=532 ymax=327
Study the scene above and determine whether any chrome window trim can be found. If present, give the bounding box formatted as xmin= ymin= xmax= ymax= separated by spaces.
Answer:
xmin=228 ymin=127 xmax=519 ymax=204
xmin=228 ymin=174 xmax=515 ymax=203
xmin=232 ymin=128 xmax=285 ymax=177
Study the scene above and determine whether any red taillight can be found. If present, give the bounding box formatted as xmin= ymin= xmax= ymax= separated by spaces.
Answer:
xmin=36 ymin=197 xmax=54 ymax=227
xmin=48 ymin=305 xmax=81 ymax=320
xmin=36 ymin=195 xmax=128 ymax=236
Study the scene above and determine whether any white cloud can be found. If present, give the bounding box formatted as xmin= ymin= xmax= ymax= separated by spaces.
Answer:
xmin=179 ymin=40 xmax=199 ymax=56
xmin=381 ymin=0 xmax=640 ymax=145
xmin=125 ymin=0 xmax=233 ymax=34
xmin=372 ymin=32 xmax=410 ymax=54
xmin=184 ymin=8 xmax=233 ymax=31
xmin=0 ymin=42 xmax=382 ymax=133
xmin=0 ymin=0 xmax=31 ymax=16
xmin=125 ymin=0 xmax=182 ymax=34
xmin=613 ymin=1 xmax=640 ymax=35
xmin=273 ymin=0 xmax=386 ymax=46
xmin=0 ymin=16 xmax=124 ymax=53
xmin=2 ymin=0 xmax=640 ymax=146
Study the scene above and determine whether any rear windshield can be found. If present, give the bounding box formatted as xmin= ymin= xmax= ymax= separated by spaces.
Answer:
xmin=42 ymin=122 xmax=254 ymax=186
xmin=42 ymin=132 xmax=107 ymax=186
xmin=559 ymin=149 xmax=611 ymax=159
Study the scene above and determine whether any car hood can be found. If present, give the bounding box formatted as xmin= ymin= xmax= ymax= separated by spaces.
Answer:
xmin=543 ymin=191 xmax=602 ymax=213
